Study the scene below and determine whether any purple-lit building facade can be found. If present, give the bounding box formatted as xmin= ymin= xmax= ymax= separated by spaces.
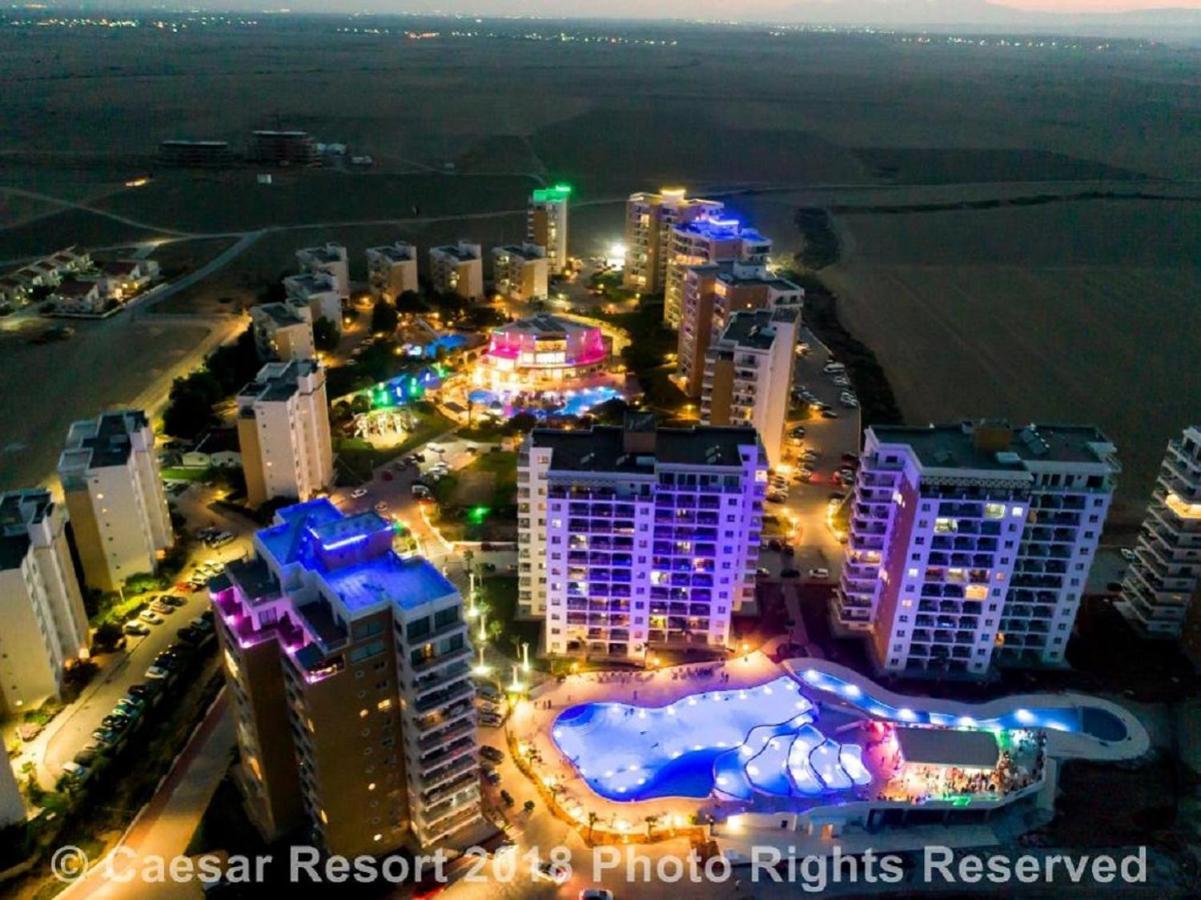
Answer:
xmin=210 ymin=499 xmax=481 ymax=855
xmin=834 ymin=422 xmax=1117 ymax=678
xmin=519 ymin=416 xmax=767 ymax=662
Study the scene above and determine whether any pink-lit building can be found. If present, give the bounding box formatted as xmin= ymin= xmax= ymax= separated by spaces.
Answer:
xmin=475 ymin=313 xmax=610 ymax=391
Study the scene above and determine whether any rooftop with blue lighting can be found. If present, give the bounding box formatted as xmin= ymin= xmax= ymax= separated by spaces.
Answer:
xmin=256 ymin=499 xmax=458 ymax=617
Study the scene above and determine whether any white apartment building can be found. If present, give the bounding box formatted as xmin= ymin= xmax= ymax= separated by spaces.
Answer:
xmin=296 ymin=243 xmax=350 ymax=300
xmin=623 ymin=189 xmax=723 ymax=296
xmin=58 ymin=410 xmax=173 ymax=593
xmin=250 ymin=302 xmax=315 ymax=361
xmin=701 ymin=306 xmax=799 ymax=468
xmin=283 ymin=272 xmax=343 ymax=332
xmin=236 ymin=360 xmax=334 ymax=508
xmin=0 ymin=489 xmax=89 ymax=716
xmin=664 ymin=218 xmax=771 ymax=329
xmin=1118 ymin=425 xmax=1201 ymax=638
xmin=527 ymin=185 xmax=570 ymax=274
xmin=366 ymin=243 xmax=419 ymax=302
xmin=429 ymin=242 xmax=483 ymax=301
xmin=491 ymin=243 xmax=548 ymax=301
xmin=518 ymin=415 xmax=767 ymax=663
xmin=679 ymin=259 xmax=803 ymax=398
xmin=834 ymin=422 xmax=1118 ymax=678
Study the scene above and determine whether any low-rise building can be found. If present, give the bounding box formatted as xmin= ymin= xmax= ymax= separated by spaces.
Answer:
xmin=491 ymin=243 xmax=548 ymax=301
xmin=0 ymin=489 xmax=90 ymax=717
xmin=250 ymin=130 xmax=320 ymax=167
xmin=99 ymin=259 xmax=159 ymax=300
xmin=251 ymin=302 xmax=315 ymax=361
xmin=210 ymin=499 xmax=482 ymax=854
xmin=49 ymin=279 xmax=105 ymax=315
xmin=429 ymin=242 xmax=483 ymax=301
xmin=58 ymin=410 xmax=174 ymax=593
xmin=296 ymin=243 xmax=350 ymax=300
xmin=475 ymin=313 xmax=608 ymax=392
xmin=180 ymin=429 xmax=243 ymax=469
xmin=282 ymin=273 xmax=342 ymax=332
xmin=236 ymin=361 xmax=334 ymax=508
xmin=366 ymin=243 xmax=419 ymax=302
xmin=701 ymin=307 xmax=799 ymax=467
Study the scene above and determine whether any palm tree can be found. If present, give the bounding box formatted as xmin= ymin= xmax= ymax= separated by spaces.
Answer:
xmin=644 ymin=814 xmax=659 ymax=838
xmin=586 ymin=811 xmax=598 ymax=843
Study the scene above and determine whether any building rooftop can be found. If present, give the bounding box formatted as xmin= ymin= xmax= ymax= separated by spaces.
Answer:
xmin=432 ymin=243 xmax=481 ymax=262
xmin=284 ymin=272 xmax=337 ymax=296
xmin=495 ymin=313 xmax=586 ymax=338
xmin=297 ymin=244 xmax=344 ymax=264
xmin=253 ymin=302 xmax=307 ymax=327
xmin=717 ymin=307 xmax=798 ymax=351
xmin=674 ymin=217 xmax=767 ymax=245
xmin=531 ymin=184 xmax=572 ymax=204
xmin=895 ymin=726 xmax=1000 ymax=770
xmin=59 ymin=410 xmax=150 ymax=473
xmin=533 ymin=422 xmax=759 ymax=474
xmin=0 ymin=489 xmax=52 ymax=570
xmin=368 ymin=243 xmax=416 ymax=263
xmin=257 ymin=500 xmax=458 ymax=617
xmin=221 ymin=557 xmax=280 ymax=604
xmin=493 ymin=244 xmax=545 ymax=262
xmin=53 ymin=279 xmax=97 ymax=298
xmin=871 ymin=422 xmax=1118 ymax=473
xmin=238 ymin=359 xmax=320 ymax=404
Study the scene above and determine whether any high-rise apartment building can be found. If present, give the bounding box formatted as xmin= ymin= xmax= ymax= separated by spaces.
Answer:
xmin=527 ymin=185 xmax=570 ymax=275
xmin=283 ymin=272 xmax=343 ymax=332
xmin=366 ymin=243 xmax=419 ymax=302
xmin=250 ymin=302 xmax=315 ymax=362
xmin=429 ymin=242 xmax=483 ymax=301
xmin=678 ymin=258 xmax=804 ymax=398
xmin=664 ymin=218 xmax=771 ymax=329
xmin=491 ymin=243 xmax=548 ymax=301
xmin=211 ymin=499 xmax=482 ymax=855
xmin=0 ymin=756 xmax=22 ymax=826
xmin=295 ymin=243 xmax=350 ymax=300
xmin=58 ymin=410 xmax=173 ymax=593
xmin=0 ymin=489 xmax=89 ymax=715
xmin=518 ymin=415 xmax=767 ymax=662
xmin=701 ymin=307 xmax=799 ymax=467
xmin=622 ymin=189 xmax=723 ymax=296
xmin=834 ymin=422 xmax=1118 ymax=677
xmin=236 ymin=361 xmax=334 ymax=508
xmin=1118 ymin=425 xmax=1201 ymax=638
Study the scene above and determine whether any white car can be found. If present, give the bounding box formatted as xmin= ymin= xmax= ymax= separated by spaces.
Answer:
xmin=351 ymin=487 xmax=368 ymax=499
xmin=807 ymin=568 xmax=831 ymax=580
xmin=1119 ymin=548 xmax=1137 ymax=562
xmin=139 ymin=610 xmax=163 ymax=625
xmin=145 ymin=665 xmax=170 ymax=680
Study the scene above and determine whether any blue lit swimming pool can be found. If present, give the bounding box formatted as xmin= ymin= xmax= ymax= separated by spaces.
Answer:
xmin=550 ymin=676 xmax=872 ymax=803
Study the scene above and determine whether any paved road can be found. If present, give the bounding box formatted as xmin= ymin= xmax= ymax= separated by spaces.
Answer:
xmin=59 ymin=693 xmax=234 ymax=900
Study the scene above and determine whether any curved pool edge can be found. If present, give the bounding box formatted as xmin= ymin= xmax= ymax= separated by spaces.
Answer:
xmin=781 ymin=657 xmax=1151 ymax=763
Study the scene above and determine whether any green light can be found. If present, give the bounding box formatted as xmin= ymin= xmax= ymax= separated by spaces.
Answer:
xmin=468 ymin=506 xmax=490 ymax=524
xmin=532 ymin=184 xmax=572 ymax=203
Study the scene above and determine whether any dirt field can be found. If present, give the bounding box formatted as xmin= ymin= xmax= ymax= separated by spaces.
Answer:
xmin=823 ymin=198 xmax=1201 ymax=518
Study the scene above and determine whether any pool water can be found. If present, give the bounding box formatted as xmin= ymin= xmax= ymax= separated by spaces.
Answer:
xmin=551 ymin=676 xmax=872 ymax=802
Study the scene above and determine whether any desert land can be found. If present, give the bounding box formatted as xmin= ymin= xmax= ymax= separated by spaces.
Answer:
xmin=0 ymin=13 xmax=1198 ymax=513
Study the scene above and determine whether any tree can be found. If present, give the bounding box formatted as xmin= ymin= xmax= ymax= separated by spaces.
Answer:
xmin=162 ymin=386 xmax=216 ymax=440
xmin=331 ymin=400 xmax=353 ymax=425
xmin=395 ymin=290 xmax=428 ymax=314
xmin=350 ymin=394 xmax=371 ymax=415
xmin=586 ymin=811 xmax=598 ymax=843
xmin=313 ymin=316 xmax=339 ymax=351
xmin=523 ymin=800 xmax=535 ymax=814
xmin=371 ymin=299 xmax=398 ymax=335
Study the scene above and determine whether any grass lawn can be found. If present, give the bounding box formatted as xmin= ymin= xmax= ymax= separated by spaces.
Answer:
xmin=334 ymin=406 xmax=456 ymax=485
xmin=430 ymin=451 xmax=519 ymax=542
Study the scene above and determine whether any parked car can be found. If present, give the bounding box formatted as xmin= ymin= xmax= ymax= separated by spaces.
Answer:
xmin=139 ymin=610 xmax=163 ymax=625
xmin=484 ymin=770 xmax=501 ymax=785
xmin=162 ymin=594 xmax=186 ymax=608
xmin=145 ymin=665 xmax=171 ymax=680
xmin=1119 ymin=548 xmax=1138 ymax=562
xmin=821 ymin=410 xmax=840 ymax=419
xmin=191 ymin=615 xmax=213 ymax=633
xmin=480 ymin=745 xmax=504 ymax=764
xmin=123 ymin=622 xmax=150 ymax=637
xmin=150 ymin=600 xmax=175 ymax=615
xmin=351 ymin=487 xmax=368 ymax=499
xmin=807 ymin=568 xmax=831 ymax=580
xmin=499 ymin=789 xmax=514 ymax=807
